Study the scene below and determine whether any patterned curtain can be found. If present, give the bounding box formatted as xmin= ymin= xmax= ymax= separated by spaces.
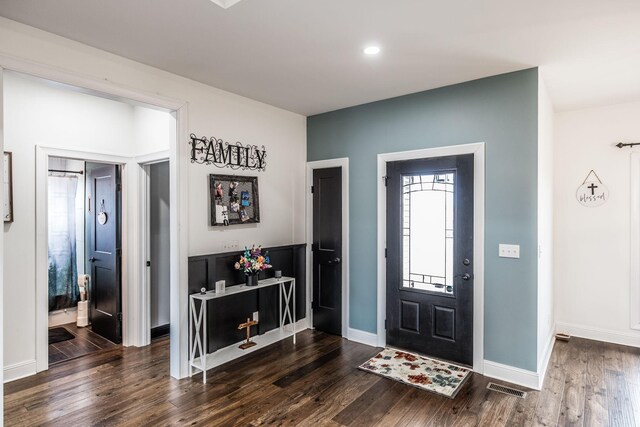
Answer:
xmin=48 ymin=175 xmax=80 ymax=311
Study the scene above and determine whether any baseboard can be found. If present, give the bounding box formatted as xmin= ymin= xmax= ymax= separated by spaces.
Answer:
xmin=151 ymin=324 xmax=170 ymax=339
xmin=483 ymin=360 xmax=541 ymax=390
xmin=48 ymin=308 xmax=78 ymax=328
xmin=347 ymin=328 xmax=379 ymax=347
xmin=4 ymin=359 xmax=37 ymax=383
xmin=537 ymin=331 xmax=555 ymax=389
xmin=556 ymin=321 xmax=640 ymax=348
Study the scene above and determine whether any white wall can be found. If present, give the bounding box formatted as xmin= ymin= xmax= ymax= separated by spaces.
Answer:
xmin=555 ymin=100 xmax=640 ymax=346
xmin=0 ymin=64 xmax=5 ymax=422
xmin=3 ymin=72 xmax=136 ymax=374
xmin=133 ymin=106 xmax=173 ymax=157
xmin=537 ymin=75 xmax=554 ymax=375
xmin=0 ymin=17 xmax=306 ymax=380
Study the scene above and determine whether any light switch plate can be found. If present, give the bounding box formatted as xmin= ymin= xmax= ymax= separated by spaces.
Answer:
xmin=253 ymin=311 xmax=259 ymax=322
xmin=499 ymin=244 xmax=520 ymax=259
xmin=222 ymin=240 xmax=239 ymax=251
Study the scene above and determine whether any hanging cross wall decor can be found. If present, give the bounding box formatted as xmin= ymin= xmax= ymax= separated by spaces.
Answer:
xmin=238 ymin=317 xmax=259 ymax=349
xmin=576 ymin=170 xmax=609 ymax=207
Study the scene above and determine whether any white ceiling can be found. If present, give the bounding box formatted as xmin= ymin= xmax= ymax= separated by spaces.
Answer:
xmin=1 ymin=0 xmax=639 ymax=115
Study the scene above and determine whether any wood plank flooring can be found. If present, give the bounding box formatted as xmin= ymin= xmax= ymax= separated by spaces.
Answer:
xmin=5 ymin=330 xmax=640 ymax=426
xmin=48 ymin=323 xmax=118 ymax=365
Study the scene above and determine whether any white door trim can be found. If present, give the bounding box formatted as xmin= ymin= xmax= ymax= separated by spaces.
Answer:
xmin=2 ymin=53 xmax=190 ymax=380
xmin=629 ymin=152 xmax=640 ymax=330
xmin=376 ymin=143 xmax=485 ymax=373
xmin=36 ymin=147 xmax=132 ymax=373
xmin=306 ymin=159 xmax=350 ymax=338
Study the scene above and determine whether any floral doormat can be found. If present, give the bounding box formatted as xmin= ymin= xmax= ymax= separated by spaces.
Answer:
xmin=358 ymin=348 xmax=471 ymax=398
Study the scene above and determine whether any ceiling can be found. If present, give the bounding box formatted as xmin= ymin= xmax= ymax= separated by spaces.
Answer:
xmin=1 ymin=0 xmax=639 ymax=116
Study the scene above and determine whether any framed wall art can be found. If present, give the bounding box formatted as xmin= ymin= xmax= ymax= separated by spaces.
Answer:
xmin=209 ymin=174 xmax=260 ymax=226
xmin=3 ymin=152 xmax=13 ymax=223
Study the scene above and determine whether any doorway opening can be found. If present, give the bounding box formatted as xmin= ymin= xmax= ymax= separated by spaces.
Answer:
xmin=306 ymin=158 xmax=350 ymax=339
xmin=385 ymin=155 xmax=474 ymax=366
xmin=147 ymin=160 xmax=171 ymax=340
xmin=47 ymin=157 xmax=124 ymax=365
xmin=377 ymin=144 xmax=485 ymax=373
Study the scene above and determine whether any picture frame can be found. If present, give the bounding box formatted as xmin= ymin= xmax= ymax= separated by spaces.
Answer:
xmin=3 ymin=152 xmax=13 ymax=223
xmin=209 ymin=174 xmax=260 ymax=226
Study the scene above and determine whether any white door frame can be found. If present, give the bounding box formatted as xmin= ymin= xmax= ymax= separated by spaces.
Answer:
xmin=376 ymin=143 xmax=485 ymax=373
xmin=36 ymin=147 xmax=131 ymax=360
xmin=306 ymin=158 xmax=350 ymax=338
xmin=2 ymin=54 xmax=190 ymax=380
xmin=137 ymin=151 xmax=170 ymax=346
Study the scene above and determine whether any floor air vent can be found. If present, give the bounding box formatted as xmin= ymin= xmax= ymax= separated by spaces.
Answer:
xmin=486 ymin=382 xmax=527 ymax=399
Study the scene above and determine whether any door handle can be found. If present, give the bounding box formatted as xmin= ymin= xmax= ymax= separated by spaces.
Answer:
xmin=328 ymin=257 xmax=341 ymax=265
xmin=89 ymin=257 xmax=97 ymax=263
xmin=461 ymin=273 xmax=471 ymax=281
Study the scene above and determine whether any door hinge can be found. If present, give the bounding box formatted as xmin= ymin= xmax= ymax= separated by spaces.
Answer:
xmin=146 ymin=260 xmax=151 ymax=267
xmin=117 ymin=312 xmax=122 ymax=322
xmin=383 ymin=176 xmax=389 ymax=187
xmin=384 ymin=319 xmax=388 ymax=330
xmin=117 ymin=183 xmax=122 ymax=192
xmin=385 ymin=248 xmax=387 ymax=258
xmin=311 ymin=185 xmax=314 ymax=194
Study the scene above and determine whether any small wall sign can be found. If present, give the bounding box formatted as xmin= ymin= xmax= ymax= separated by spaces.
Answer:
xmin=576 ymin=170 xmax=608 ymax=207
xmin=189 ymin=134 xmax=266 ymax=171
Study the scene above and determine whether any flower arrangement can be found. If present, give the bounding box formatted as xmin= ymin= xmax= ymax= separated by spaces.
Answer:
xmin=234 ymin=245 xmax=272 ymax=275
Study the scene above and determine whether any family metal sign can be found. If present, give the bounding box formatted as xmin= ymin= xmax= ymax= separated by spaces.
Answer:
xmin=189 ymin=134 xmax=267 ymax=171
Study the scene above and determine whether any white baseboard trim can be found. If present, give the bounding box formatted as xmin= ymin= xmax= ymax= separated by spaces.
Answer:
xmin=48 ymin=308 xmax=78 ymax=328
xmin=347 ymin=328 xmax=379 ymax=347
xmin=537 ymin=332 xmax=556 ymax=389
xmin=556 ymin=321 xmax=640 ymax=348
xmin=483 ymin=360 xmax=541 ymax=390
xmin=4 ymin=359 xmax=37 ymax=383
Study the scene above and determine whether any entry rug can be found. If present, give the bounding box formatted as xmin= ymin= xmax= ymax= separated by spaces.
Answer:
xmin=49 ymin=327 xmax=75 ymax=345
xmin=358 ymin=348 xmax=471 ymax=398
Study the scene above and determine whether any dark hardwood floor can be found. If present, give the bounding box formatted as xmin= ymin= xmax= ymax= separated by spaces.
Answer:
xmin=48 ymin=323 xmax=118 ymax=365
xmin=4 ymin=330 xmax=640 ymax=426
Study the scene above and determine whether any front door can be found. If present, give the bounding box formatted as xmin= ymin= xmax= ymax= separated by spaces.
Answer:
xmin=312 ymin=167 xmax=342 ymax=336
xmin=86 ymin=162 xmax=122 ymax=344
xmin=386 ymin=155 xmax=473 ymax=366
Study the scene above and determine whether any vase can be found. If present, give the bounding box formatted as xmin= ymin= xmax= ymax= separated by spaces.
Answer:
xmin=245 ymin=273 xmax=259 ymax=287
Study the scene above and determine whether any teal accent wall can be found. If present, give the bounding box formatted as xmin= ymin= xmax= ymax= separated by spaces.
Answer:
xmin=307 ymin=69 xmax=539 ymax=371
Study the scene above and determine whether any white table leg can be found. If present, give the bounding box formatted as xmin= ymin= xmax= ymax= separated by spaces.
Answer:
xmin=189 ymin=297 xmax=193 ymax=378
xmin=203 ymin=301 xmax=207 ymax=384
xmin=279 ymin=283 xmax=283 ymax=329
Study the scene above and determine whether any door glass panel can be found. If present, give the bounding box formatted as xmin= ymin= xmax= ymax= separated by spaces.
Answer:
xmin=402 ymin=173 xmax=454 ymax=294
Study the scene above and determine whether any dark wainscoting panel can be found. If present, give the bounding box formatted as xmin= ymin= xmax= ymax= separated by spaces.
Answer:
xmin=188 ymin=244 xmax=306 ymax=353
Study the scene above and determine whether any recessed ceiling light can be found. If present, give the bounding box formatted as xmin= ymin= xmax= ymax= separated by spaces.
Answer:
xmin=209 ymin=0 xmax=243 ymax=9
xmin=363 ymin=46 xmax=381 ymax=55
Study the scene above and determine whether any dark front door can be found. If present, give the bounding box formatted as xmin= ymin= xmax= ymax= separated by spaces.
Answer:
xmin=86 ymin=162 xmax=122 ymax=344
xmin=386 ymin=155 xmax=474 ymax=366
xmin=312 ymin=167 xmax=342 ymax=336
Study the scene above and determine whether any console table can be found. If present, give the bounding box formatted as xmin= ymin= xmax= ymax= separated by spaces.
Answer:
xmin=189 ymin=276 xmax=296 ymax=384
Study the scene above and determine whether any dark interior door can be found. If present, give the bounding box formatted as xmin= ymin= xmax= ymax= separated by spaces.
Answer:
xmin=386 ymin=155 xmax=473 ymax=366
xmin=86 ymin=162 xmax=122 ymax=344
xmin=312 ymin=167 xmax=342 ymax=336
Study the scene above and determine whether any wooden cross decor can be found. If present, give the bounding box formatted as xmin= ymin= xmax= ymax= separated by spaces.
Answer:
xmin=238 ymin=317 xmax=258 ymax=349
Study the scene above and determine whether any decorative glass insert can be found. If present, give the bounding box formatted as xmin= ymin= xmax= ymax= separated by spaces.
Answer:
xmin=402 ymin=173 xmax=454 ymax=294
